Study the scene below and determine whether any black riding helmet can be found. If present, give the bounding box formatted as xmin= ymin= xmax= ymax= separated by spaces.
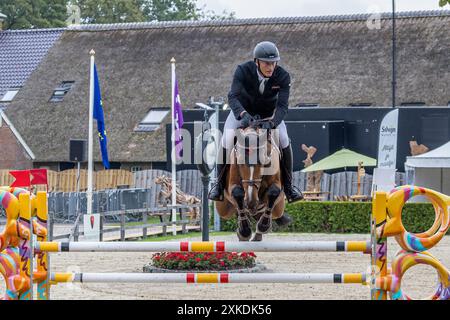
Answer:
xmin=253 ymin=41 xmax=280 ymax=62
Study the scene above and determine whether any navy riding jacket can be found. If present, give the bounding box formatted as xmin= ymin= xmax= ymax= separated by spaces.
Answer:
xmin=228 ymin=61 xmax=291 ymax=127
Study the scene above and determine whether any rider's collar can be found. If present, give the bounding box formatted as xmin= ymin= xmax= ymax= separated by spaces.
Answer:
xmin=256 ymin=67 xmax=270 ymax=81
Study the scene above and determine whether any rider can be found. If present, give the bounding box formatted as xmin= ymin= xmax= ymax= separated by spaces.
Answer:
xmin=208 ymin=41 xmax=303 ymax=223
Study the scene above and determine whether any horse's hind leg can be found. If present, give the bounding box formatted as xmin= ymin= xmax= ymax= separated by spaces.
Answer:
xmin=231 ymin=186 xmax=252 ymax=241
xmin=252 ymin=184 xmax=281 ymax=241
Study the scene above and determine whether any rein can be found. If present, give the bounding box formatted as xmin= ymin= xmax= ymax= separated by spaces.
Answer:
xmin=233 ymin=125 xmax=280 ymax=189
xmin=241 ymin=178 xmax=263 ymax=189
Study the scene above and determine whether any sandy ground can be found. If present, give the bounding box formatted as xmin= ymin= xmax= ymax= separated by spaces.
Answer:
xmin=42 ymin=233 xmax=450 ymax=300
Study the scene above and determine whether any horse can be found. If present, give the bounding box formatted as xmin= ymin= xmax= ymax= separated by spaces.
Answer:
xmin=215 ymin=120 xmax=286 ymax=241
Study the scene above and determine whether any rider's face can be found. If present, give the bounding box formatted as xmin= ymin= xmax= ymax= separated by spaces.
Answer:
xmin=257 ymin=60 xmax=277 ymax=77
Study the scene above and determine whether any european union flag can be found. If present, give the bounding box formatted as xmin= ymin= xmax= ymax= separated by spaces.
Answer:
xmin=93 ymin=64 xmax=110 ymax=169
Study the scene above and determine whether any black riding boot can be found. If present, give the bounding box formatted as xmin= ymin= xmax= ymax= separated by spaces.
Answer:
xmin=281 ymin=144 xmax=304 ymax=203
xmin=208 ymin=147 xmax=229 ymax=201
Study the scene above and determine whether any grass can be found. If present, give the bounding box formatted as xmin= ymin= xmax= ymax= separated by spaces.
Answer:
xmin=140 ymin=231 xmax=234 ymax=242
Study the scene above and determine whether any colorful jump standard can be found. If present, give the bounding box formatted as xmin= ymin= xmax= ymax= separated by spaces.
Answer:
xmin=0 ymin=185 xmax=449 ymax=300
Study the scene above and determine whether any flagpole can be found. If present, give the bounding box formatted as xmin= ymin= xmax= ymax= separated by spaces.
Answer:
xmin=171 ymin=57 xmax=177 ymax=236
xmin=87 ymin=49 xmax=95 ymax=215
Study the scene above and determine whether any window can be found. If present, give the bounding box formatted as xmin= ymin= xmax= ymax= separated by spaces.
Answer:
xmin=349 ymin=103 xmax=372 ymax=107
xmin=49 ymin=81 xmax=75 ymax=102
xmin=135 ymin=108 xmax=170 ymax=132
xmin=131 ymin=166 xmax=142 ymax=173
xmin=1 ymin=88 xmax=20 ymax=102
xmin=400 ymin=102 xmax=426 ymax=107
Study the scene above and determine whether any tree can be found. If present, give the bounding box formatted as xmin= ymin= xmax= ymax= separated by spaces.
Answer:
xmin=0 ymin=0 xmax=235 ymax=29
xmin=143 ymin=0 xmax=201 ymax=21
xmin=72 ymin=0 xmax=235 ymax=23
xmin=439 ymin=0 xmax=450 ymax=6
xmin=70 ymin=0 xmax=147 ymax=24
xmin=197 ymin=6 xmax=236 ymax=21
xmin=0 ymin=0 xmax=68 ymax=29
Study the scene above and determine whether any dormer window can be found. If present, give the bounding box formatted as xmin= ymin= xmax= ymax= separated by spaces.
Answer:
xmin=400 ymin=102 xmax=426 ymax=106
xmin=349 ymin=103 xmax=373 ymax=107
xmin=135 ymin=108 xmax=170 ymax=132
xmin=295 ymin=103 xmax=319 ymax=108
xmin=49 ymin=81 xmax=75 ymax=102
xmin=1 ymin=88 xmax=20 ymax=102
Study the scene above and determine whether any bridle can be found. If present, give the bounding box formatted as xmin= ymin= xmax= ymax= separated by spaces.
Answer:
xmin=234 ymin=125 xmax=270 ymax=189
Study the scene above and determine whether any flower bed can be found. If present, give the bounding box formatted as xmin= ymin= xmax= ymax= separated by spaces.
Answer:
xmin=151 ymin=252 xmax=257 ymax=271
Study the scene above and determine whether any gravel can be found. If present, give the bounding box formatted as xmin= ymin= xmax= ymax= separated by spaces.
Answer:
xmin=47 ymin=233 xmax=450 ymax=300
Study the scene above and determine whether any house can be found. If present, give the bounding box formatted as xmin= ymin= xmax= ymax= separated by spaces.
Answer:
xmin=0 ymin=15 xmax=64 ymax=169
xmin=2 ymin=10 xmax=450 ymax=171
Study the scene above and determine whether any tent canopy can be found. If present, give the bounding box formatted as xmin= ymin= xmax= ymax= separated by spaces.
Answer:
xmin=405 ymin=141 xmax=450 ymax=168
xmin=301 ymin=148 xmax=377 ymax=172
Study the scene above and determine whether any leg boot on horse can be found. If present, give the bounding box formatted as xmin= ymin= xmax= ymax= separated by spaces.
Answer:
xmin=252 ymin=184 xmax=281 ymax=241
xmin=231 ymin=186 xmax=252 ymax=241
xmin=281 ymin=144 xmax=304 ymax=203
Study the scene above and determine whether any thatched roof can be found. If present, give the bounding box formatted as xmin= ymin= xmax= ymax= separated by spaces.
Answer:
xmin=5 ymin=10 xmax=450 ymax=163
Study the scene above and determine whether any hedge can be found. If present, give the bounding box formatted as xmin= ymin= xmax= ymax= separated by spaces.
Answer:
xmin=221 ymin=202 xmax=444 ymax=234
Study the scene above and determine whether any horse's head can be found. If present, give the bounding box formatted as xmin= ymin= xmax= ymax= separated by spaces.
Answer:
xmin=234 ymin=125 xmax=272 ymax=210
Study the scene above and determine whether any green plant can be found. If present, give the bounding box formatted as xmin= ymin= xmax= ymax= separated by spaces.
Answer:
xmin=221 ymin=202 xmax=442 ymax=234
xmin=151 ymin=251 xmax=256 ymax=270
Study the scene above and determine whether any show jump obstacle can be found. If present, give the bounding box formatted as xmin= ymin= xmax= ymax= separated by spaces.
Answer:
xmin=0 ymin=185 xmax=449 ymax=300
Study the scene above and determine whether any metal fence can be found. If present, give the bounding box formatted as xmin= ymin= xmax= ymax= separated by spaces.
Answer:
xmin=47 ymin=188 xmax=155 ymax=223
xmin=0 ymin=170 xmax=406 ymax=221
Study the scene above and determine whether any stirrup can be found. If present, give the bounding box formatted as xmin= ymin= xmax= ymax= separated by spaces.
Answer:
xmin=208 ymin=183 xmax=224 ymax=201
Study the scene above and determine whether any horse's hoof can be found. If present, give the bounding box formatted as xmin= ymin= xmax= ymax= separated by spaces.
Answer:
xmin=274 ymin=214 xmax=292 ymax=227
xmin=256 ymin=216 xmax=272 ymax=234
xmin=236 ymin=226 xmax=252 ymax=241
xmin=237 ymin=231 xmax=252 ymax=241
xmin=251 ymin=233 xmax=263 ymax=241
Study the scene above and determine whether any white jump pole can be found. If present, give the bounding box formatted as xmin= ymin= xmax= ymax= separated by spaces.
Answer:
xmin=36 ymin=240 xmax=371 ymax=253
xmin=53 ymin=272 xmax=367 ymax=284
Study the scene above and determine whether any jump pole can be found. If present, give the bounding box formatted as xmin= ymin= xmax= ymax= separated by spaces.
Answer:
xmin=51 ymin=272 xmax=367 ymax=284
xmin=36 ymin=240 xmax=371 ymax=253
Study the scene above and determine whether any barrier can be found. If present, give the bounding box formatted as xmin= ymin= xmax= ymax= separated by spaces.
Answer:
xmin=0 ymin=185 xmax=449 ymax=300
xmin=35 ymin=240 xmax=371 ymax=253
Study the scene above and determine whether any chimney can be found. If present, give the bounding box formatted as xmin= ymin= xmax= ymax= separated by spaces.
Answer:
xmin=0 ymin=12 xmax=6 ymax=31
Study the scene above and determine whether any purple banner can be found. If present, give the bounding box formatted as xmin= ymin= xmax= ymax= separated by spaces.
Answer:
xmin=174 ymin=77 xmax=184 ymax=160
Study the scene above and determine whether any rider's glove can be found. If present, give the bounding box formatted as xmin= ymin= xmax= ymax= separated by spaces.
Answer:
xmin=260 ymin=120 xmax=275 ymax=130
xmin=240 ymin=112 xmax=255 ymax=128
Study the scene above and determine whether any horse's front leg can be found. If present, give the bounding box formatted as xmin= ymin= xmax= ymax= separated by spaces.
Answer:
xmin=252 ymin=184 xmax=281 ymax=241
xmin=231 ymin=185 xmax=252 ymax=241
